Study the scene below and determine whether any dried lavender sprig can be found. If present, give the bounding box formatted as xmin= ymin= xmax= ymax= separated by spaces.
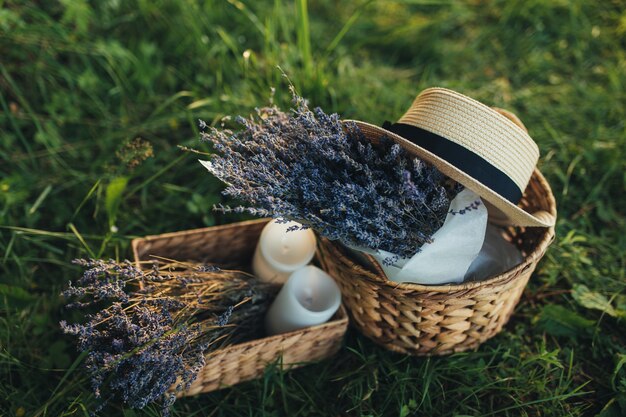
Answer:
xmin=200 ymin=92 xmax=459 ymax=258
xmin=61 ymin=259 xmax=278 ymax=415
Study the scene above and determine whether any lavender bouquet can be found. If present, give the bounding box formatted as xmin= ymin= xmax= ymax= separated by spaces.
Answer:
xmin=200 ymin=92 xmax=459 ymax=259
xmin=61 ymin=259 xmax=278 ymax=414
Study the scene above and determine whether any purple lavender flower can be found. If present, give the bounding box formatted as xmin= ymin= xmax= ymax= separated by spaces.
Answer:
xmin=61 ymin=259 xmax=277 ymax=415
xmin=216 ymin=305 xmax=234 ymax=326
xmin=449 ymin=199 xmax=482 ymax=216
xmin=200 ymin=93 xmax=459 ymax=257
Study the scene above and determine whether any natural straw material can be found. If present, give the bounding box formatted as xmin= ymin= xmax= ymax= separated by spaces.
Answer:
xmin=349 ymin=88 xmax=556 ymax=227
xmin=317 ymin=109 xmax=556 ymax=356
xmin=131 ymin=219 xmax=348 ymax=396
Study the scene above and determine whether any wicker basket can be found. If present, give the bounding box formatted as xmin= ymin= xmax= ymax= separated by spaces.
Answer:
xmin=131 ymin=219 xmax=349 ymax=396
xmin=317 ymin=169 xmax=555 ymax=356
xmin=316 ymin=109 xmax=557 ymax=356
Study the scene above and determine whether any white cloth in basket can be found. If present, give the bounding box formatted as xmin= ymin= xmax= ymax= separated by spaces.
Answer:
xmin=357 ymin=188 xmax=488 ymax=285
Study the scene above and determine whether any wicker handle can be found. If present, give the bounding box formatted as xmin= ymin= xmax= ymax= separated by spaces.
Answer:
xmin=526 ymin=210 xmax=556 ymax=228
xmin=492 ymin=107 xmax=527 ymax=132
xmin=493 ymin=107 xmax=557 ymax=227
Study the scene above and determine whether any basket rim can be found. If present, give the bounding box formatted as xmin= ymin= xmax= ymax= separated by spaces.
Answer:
xmin=319 ymin=167 xmax=556 ymax=293
xmin=323 ymin=236 xmax=547 ymax=293
xmin=203 ymin=304 xmax=348 ymax=358
xmin=131 ymin=218 xmax=271 ymax=263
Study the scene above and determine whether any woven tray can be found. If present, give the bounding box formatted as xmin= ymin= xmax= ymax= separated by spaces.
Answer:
xmin=316 ymin=109 xmax=557 ymax=356
xmin=131 ymin=219 xmax=349 ymax=396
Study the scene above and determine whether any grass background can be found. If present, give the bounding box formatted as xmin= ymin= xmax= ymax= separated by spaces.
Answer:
xmin=1 ymin=0 xmax=625 ymax=416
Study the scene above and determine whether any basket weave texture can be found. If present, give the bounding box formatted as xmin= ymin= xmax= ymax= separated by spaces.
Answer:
xmin=317 ymin=108 xmax=556 ymax=356
xmin=131 ymin=219 xmax=348 ymax=396
xmin=317 ymin=168 xmax=555 ymax=356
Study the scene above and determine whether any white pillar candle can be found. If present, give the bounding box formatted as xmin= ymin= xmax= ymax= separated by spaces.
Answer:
xmin=252 ymin=219 xmax=317 ymax=284
xmin=265 ymin=266 xmax=341 ymax=335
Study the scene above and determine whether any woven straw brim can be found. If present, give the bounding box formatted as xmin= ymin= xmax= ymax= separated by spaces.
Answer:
xmin=349 ymin=120 xmax=556 ymax=227
xmin=399 ymin=88 xmax=540 ymax=193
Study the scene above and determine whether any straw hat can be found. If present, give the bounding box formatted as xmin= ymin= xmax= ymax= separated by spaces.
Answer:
xmin=349 ymin=87 xmax=555 ymax=227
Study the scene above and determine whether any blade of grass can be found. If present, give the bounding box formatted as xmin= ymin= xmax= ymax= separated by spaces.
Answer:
xmin=48 ymin=350 xmax=89 ymax=401
xmin=484 ymin=389 xmax=593 ymax=416
xmin=67 ymin=223 xmax=95 ymax=258
xmin=70 ymin=179 xmax=101 ymax=221
xmin=126 ymin=153 xmax=186 ymax=197
xmin=324 ymin=6 xmax=364 ymax=56
xmin=0 ymin=64 xmax=44 ymax=133
xmin=2 ymin=232 xmax=17 ymax=265
xmin=0 ymin=226 xmax=100 ymax=240
xmin=0 ymin=90 xmax=35 ymax=165
xmin=28 ymin=184 xmax=53 ymax=215
xmin=227 ymin=0 xmax=265 ymax=36
xmin=296 ymin=0 xmax=313 ymax=79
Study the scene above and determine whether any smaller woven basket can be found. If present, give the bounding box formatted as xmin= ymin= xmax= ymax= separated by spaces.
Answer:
xmin=317 ymin=109 xmax=557 ymax=356
xmin=131 ymin=219 xmax=348 ymax=396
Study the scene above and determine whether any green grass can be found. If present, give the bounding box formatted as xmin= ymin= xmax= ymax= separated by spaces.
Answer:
xmin=1 ymin=0 xmax=625 ymax=416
